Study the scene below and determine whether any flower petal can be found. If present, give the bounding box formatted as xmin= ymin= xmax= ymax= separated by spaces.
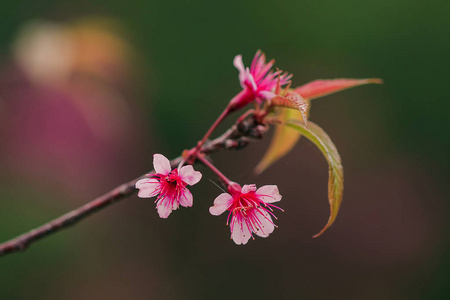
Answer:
xmin=245 ymin=69 xmax=258 ymax=91
xmin=157 ymin=204 xmax=172 ymax=219
xmin=254 ymin=209 xmax=275 ymax=238
xmin=137 ymin=189 xmax=160 ymax=198
xmin=209 ymin=193 xmax=233 ymax=216
xmin=259 ymin=90 xmax=276 ymax=100
xmin=153 ymin=154 xmax=171 ymax=175
xmin=179 ymin=188 xmax=193 ymax=207
xmin=242 ymin=184 xmax=256 ymax=194
xmin=233 ymin=55 xmax=245 ymax=73
xmin=178 ymin=165 xmax=202 ymax=186
xmin=135 ymin=178 xmax=160 ymax=198
xmin=213 ymin=192 xmax=233 ymax=206
xmin=250 ymin=50 xmax=262 ymax=74
xmin=135 ymin=178 xmax=158 ymax=189
xmin=256 ymin=185 xmax=282 ymax=203
xmin=232 ymin=218 xmax=251 ymax=245
xmin=233 ymin=55 xmax=248 ymax=88
xmin=255 ymin=58 xmax=274 ymax=83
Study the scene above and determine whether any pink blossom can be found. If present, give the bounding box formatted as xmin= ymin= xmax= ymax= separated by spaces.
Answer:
xmin=210 ymin=183 xmax=282 ymax=245
xmin=228 ymin=50 xmax=292 ymax=112
xmin=136 ymin=154 xmax=202 ymax=218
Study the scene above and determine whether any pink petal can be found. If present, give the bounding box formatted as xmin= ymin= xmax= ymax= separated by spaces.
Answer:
xmin=232 ymin=219 xmax=251 ymax=245
xmin=136 ymin=178 xmax=160 ymax=198
xmin=233 ymin=55 xmax=245 ymax=73
xmin=178 ymin=165 xmax=202 ymax=186
xmin=242 ymin=184 xmax=256 ymax=194
xmin=214 ymin=193 xmax=233 ymax=206
xmin=252 ymin=52 xmax=267 ymax=80
xmin=153 ymin=154 xmax=171 ymax=175
xmin=259 ymin=90 xmax=276 ymax=100
xmin=250 ymin=50 xmax=262 ymax=73
xmin=245 ymin=69 xmax=257 ymax=91
xmin=233 ymin=55 xmax=247 ymax=88
xmin=256 ymin=185 xmax=282 ymax=203
xmin=157 ymin=204 xmax=172 ymax=219
xmin=209 ymin=193 xmax=233 ymax=216
xmin=179 ymin=189 xmax=193 ymax=207
xmin=135 ymin=178 xmax=159 ymax=189
xmin=254 ymin=58 xmax=274 ymax=83
xmin=137 ymin=189 xmax=160 ymax=198
xmin=254 ymin=209 xmax=275 ymax=238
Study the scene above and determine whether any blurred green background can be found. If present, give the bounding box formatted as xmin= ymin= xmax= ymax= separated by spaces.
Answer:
xmin=0 ymin=0 xmax=449 ymax=299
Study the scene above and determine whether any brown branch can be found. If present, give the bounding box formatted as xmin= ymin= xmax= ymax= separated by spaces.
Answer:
xmin=0 ymin=117 xmax=265 ymax=257
xmin=0 ymin=174 xmax=152 ymax=256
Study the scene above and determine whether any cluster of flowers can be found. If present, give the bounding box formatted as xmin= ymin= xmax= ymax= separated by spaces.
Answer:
xmin=136 ymin=51 xmax=286 ymax=245
xmin=136 ymin=154 xmax=282 ymax=245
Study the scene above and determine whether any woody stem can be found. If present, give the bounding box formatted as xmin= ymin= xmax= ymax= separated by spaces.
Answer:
xmin=0 ymin=116 xmax=264 ymax=257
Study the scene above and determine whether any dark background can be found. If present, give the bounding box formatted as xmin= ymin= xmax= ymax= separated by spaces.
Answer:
xmin=0 ymin=0 xmax=449 ymax=299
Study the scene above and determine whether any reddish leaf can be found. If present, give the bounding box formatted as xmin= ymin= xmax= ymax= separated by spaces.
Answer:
xmin=295 ymin=78 xmax=382 ymax=100
xmin=286 ymin=92 xmax=309 ymax=127
xmin=271 ymin=91 xmax=309 ymax=127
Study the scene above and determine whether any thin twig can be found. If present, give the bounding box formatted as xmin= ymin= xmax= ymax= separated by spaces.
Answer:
xmin=0 ymin=174 xmax=154 ymax=256
xmin=0 ymin=117 xmax=264 ymax=257
xmin=197 ymin=154 xmax=232 ymax=185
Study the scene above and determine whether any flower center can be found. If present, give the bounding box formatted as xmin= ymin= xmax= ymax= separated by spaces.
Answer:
xmin=166 ymin=169 xmax=179 ymax=183
xmin=230 ymin=192 xmax=262 ymax=213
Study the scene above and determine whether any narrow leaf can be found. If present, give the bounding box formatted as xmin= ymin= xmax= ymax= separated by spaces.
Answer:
xmin=285 ymin=121 xmax=343 ymax=238
xmin=254 ymin=108 xmax=306 ymax=174
xmin=295 ymin=78 xmax=382 ymax=100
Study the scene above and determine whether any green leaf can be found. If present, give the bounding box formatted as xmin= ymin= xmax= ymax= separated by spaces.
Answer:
xmin=285 ymin=120 xmax=343 ymax=237
xmin=254 ymin=108 xmax=306 ymax=175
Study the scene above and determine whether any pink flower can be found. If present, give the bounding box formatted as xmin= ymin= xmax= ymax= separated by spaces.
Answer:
xmin=228 ymin=50 xmax=292 ymax=112
xmin=136 ymin=154 xmax=202 ymax=218
xmin=210 ymin=183 xmax=282 ymax=245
